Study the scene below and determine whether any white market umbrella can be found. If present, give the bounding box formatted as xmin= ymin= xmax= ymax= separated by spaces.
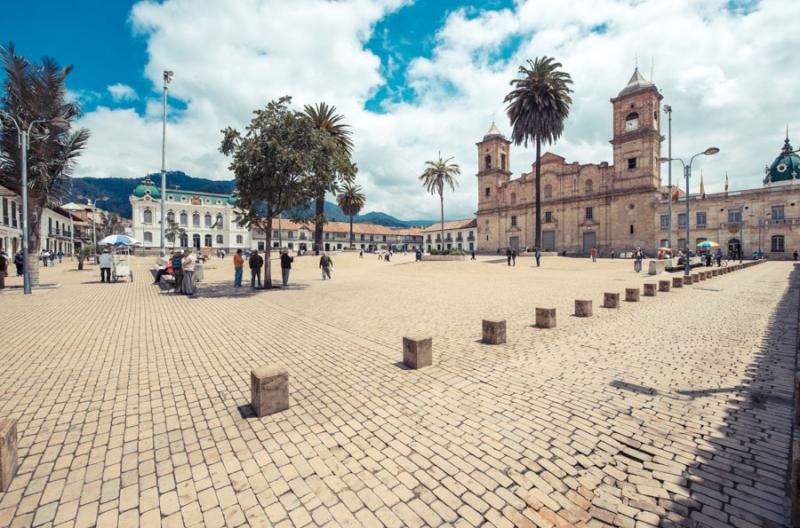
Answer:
xmin=99 ymin=234 xmax=140 ymax=247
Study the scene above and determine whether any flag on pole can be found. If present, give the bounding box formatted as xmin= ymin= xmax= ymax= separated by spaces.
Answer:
xmin=700 ymin=170 xmax=706 ymax=199
xmin=671 ymin=186 xmax=680 ymax=203
xmin=724 ymin=172 xmax=729 ymax=192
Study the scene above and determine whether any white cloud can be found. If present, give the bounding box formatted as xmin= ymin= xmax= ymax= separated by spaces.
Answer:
xmin=107 ymin=83 xmax=139 ymax=102
xmin=74 ymin=0 xmax=800 ymax=220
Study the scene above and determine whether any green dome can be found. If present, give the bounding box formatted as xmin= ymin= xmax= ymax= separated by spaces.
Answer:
xmin=227 ymin=195 xmax=237 ymax=206
xmin=132 ymin=177 xmax=161 ymax=199
xmin=764 ymin=137 xmax=800 ymax=185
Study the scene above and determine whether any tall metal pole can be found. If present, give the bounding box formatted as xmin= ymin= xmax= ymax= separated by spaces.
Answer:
xmin=70 ymin=215 xmax=74 ymax=258
xmin=666 ymin=106 xmax=673 ymax=249
xmin=684 ymin=164 xmax=690 ymax=276
xmin=159 ymin=72 xmax=170 ymax=257
xmin=91 ymin=199 xmax=98 ymax=261
xmin=20 ymin=130 xmax=31 ymax=294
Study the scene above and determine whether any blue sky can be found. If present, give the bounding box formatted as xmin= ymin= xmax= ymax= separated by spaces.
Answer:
xmin=1 ymin=0 xmax=797 ymax=219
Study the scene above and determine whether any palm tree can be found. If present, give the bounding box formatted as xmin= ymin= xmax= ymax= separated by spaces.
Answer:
xmin=504 ymin=56 xmax=572 ymax=249
xmin=0 ymin=43 xmax=90 ymax=286
xmin=303 ymin=102 xmax=353 ymax=253
xmin=336 ymin=181 xmax=366 ymax=249
xmin=419 ymin=153 xmax=460 ymax=253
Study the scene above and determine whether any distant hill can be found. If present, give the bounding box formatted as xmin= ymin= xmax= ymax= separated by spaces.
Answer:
xmin=67 ymin=172 xmax=436 ymax=228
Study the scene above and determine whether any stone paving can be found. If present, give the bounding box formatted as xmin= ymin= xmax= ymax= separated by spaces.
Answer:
xmin=0 ymin=253 xmax=797 ymax=528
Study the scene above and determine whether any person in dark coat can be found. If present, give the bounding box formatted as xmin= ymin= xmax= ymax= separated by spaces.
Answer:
xmin=280 ymin=250 xmax=293 ymax=287
xmin=511 ymin=249 xmax=517 ymax=266
xmin=506 ymin=248 xmax=512 ymax=266
xmin=13 ymin=251 xmax=24 ymax=276
xmin=249 ymin=250 xmax=263 ymax=288
xmin=319 ymin=252 xmax=333 ymax=280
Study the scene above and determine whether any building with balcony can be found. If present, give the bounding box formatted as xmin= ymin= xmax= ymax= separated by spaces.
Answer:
xmin=475 ymin=67 xmax=800 ymax=258
xmin=1 ymin=185 xmax=81 ymax=256
xmin=251 ymin=218 xmax=423 ymax=252
xmin=421 ymin=219 xmax=478 ymax=253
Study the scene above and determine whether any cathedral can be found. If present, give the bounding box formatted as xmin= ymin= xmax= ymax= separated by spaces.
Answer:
xmin=476 ymin=69 xmax=800 ymax=259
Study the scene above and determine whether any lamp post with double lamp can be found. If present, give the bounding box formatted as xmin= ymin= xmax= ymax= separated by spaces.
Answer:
xmin=0 ymin=111 xmax=68 ymax=294
xmin=660 ymin=147 xmax=720 ymax=276
xmin=160 ymin=70 xmax=174 ymax=258
xmin=80 ymin=196 xmax=107 ymax=261
xmin=663 ymin=105 xmax=673 ymax=249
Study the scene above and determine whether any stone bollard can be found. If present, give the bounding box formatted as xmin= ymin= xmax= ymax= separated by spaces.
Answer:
xmin=535 ymin=308 xmax=557 ymax=328
xmin=0 ymin=418 xmax=18 ymax=492
xmin=712 ymin=269 xmax=719 ymax=277
xmin=403 ymin=336 xmax=432 ymax=369
xmin=603 ymin=292 xmax=620 ymax=308
xmin=251 ymin=366 xmax=289 ymax=417
xmin=684 ymin=274 xmax=693 ymax=285
xmin=482 ymin=320 xmax=506 ymax=345
xmin=691 ymin=273 xmax=700 ymax=283
xmin=643 ymin=283 xmax=657 ymax=296
xmin=658 ymin=280 xmax=671 ymax=292
xmin=574 ymin=300 xmax=592 ymax=317
xmin=672 ymin=276 xmax=683 ymax=288
xmin=698 ymin=272 xmax=707 ymax=281
xmin=625 ymin=288 xmax=640 ymax=302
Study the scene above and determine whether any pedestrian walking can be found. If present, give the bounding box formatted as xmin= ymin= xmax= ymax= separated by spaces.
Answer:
xmin=794 ymin=250 xmax=799 ymax=261
xmin=715 ymin=248 xmax=723 ymax=267
xmin=591 ymin=247 xmax=598 ymax=263
xmin=41 ymin=251 xmax=48 ymax=267
xmin=611 ymin=250 xmax=616 ymax=259
xmin=57 ymin=250 xmax=63 ymax=264
xmin=172 ymin=250 xmax=184 ymax=293
xmin=320 ymin=252 xmax=333 ymax=280
xmin=415 ymin=248 xmax=422 ymax=262
xmin=49 ymin=251 xmax=55 ymax=266
xmin=233 ymin=249 xmax=244 ymax=287
xmin=359 ymin=249 xmax=363 ymax=258
xmin=14 ymin=251 xmax=23 ymax=276
xmin=182 ymin=249 xmax=197 ymax=295
xmin=633 ymin=247 xmax=642 ymax=273
xmin=99 ymin=249 xmax=113 ymax=283
xmin=0 ymin=251 xmax=7 ymax=289
xmin=249 ymin=249 xmax=263 ymax=288
xmin=506 ymin=248 xmax=512 ymax=266
xmin=535 ymin=247 xmax=541 ymax=267
xmin=470 ymin=249 xmax=476 ymax=260
xmin=280 ymin=249 xmax=293 ymax=287
xmin=511 ymin=249 xmax=517 ymax=266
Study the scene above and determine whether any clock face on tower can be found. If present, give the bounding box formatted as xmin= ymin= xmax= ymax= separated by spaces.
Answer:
xmin=625 ymin=113 xmax=639 ymax=132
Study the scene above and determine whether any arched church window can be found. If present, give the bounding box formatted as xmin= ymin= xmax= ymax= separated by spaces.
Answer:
xmin=485 ymin=155 xmax=492 ymax=170
xmin=204 ymin=213 xmax=212 ymax=227
xmin=585 ymin=179 xmax=593 ymax=193
xmin=192 ymin=213 xmax=200 ymax=226
xmin=625 ymin=112 xmax=639 ymax=132
xmin=143 ymin=209 xmax=153 ymax=224
xmin=544 ymin=184 xmax=553 ymax=198
xmin=180 ymin=212 xmax=188 ymax=225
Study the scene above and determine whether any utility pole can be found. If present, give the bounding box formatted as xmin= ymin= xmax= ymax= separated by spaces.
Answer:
xmin=160 ymin=70 xmax=174 ymax=257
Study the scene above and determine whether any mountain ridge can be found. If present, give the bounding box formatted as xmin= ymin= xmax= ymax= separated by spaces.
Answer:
xmin=67 ymin=172 xmax=438 ymax=228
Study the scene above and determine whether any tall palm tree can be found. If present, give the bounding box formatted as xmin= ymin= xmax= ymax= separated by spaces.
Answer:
xmin=303 ymin=102 xmax=353 ymax=253
xmin=504 ymin=56 xmax=572 ymax=249
xmin=0 ymin=43 xmax=90 ymax=286
xmin=419 ymin=153 xmax=460 ymax=253
xmin=336 ymin=181 xmax=366 ymax=249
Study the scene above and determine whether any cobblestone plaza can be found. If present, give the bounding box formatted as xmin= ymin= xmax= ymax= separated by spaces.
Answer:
xmin=0 ymin=255 xmax=797 ymax=527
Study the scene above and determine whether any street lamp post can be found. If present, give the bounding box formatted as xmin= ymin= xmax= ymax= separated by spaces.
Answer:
xmin=0 ymin=111 xmax=56 ymax=295
xmin=660 ymin=147 xmax=720 ymax=276
xmin=160 ymin=70 xmax=174 ymax=257
xmin=664 ymin=105 xmax=673 ymax=249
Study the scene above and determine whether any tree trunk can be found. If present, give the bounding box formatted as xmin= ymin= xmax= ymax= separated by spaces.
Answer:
xmin=27 ymin=251 xmax=40 ymax=287
xmin=264 ymin=216 xmax=273 ymax=289
xmin=349 ymin=214 xmax=354 ymax=249
xmin=314 ymin=194 xmax=325 ymax=254
xmin=534 ymin=137 xmax=542 ymax=249
xmin=440 ymin=193 xmax=445 ymax=254
xmin=28 ymin=200 xmax=43 ymax=286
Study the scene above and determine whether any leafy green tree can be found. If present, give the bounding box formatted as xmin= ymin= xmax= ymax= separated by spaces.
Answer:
xmin=336 ymin=180 xmax=366 ymax=249
xmin=419 ymin=153 xmax=460 ymax=252
xmin=504 ymin=56 xmax=572 ymax=248
xmin=164 ymin=218 xmax=186 ymax=249
xmin=0 ymin=43 xmax=90 ymax=285
xmin=220 ymin=96 xmax=334 ymax=288
xmin=303 ymin=102 xmax=354 ymax=252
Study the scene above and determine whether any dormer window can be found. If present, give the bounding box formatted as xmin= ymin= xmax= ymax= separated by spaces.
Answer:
xmin=625 ymin=112 xmax=639 ymax=132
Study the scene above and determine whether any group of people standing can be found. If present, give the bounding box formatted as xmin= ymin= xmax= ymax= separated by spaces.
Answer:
xmin=234 ymin=249 xmax=333 ymax=288
xmin=39 ymin=250 xmax=64 ymax=267
xmin=153 ymin=248 xmax=197 ymax=294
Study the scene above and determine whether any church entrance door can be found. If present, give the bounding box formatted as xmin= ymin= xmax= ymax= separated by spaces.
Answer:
xmin=542 ymin=231 xmax=555 ymax=251
xmin=509 ymin=237 xmax=519 ymax=253
xmin=582 ymin=231 xmax=596 ymax=255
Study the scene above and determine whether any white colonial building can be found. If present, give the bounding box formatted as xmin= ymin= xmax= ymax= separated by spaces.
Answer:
xmin=129 ymin=177 xmax=250 ymax=252
xmin=422 ymin=219 xmax=478 ymax=253
xmin=1 ymin=184 xmax=80 ymax=256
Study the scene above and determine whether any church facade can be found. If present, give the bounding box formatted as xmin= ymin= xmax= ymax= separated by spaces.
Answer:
xmin=476 ymin=69 xmax=800 ymax=259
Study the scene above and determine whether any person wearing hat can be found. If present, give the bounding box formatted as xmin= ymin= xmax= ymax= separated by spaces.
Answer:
xmin=99 ymin=248 xmax=113 ymax=283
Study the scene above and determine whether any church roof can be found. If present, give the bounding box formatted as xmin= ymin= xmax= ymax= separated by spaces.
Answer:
xmin=617 ymin=67 xmax=655 ymax=98
xmin=764 ymin=134 xmax=800 ymax=186
xmin=483 ymin=121 xmax=506 ymax=140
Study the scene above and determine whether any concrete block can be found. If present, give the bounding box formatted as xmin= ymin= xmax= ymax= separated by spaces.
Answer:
xmin=251 ymin=366 xmax=289 ymax=417
xmin=535 ymin=308 xmax=556 ymax=328
xmin=672 ymin=276 xmax=683 ymax=288
xmin=648 ymin=260 xmax=665 ymax=275
xmin=658 ymin=280 xmax=671 ymax=292
xmin=0 ymin=418 xmax=18 ymax=492
xmin=684 ymin=275 xmax=693 ymax=285
xmin=625 ymin=288 xmax=640 ymax=302
xmin=711 ymin=269 xmax=719 ymax=276
xmin=603 ymin=292 xmax=619 ymax=308
xmin=403 ymin=336 xmax=432 ymax=369
xmin=643 ymin=283 xmax=657 ymax=296
xmin=482 ymin=320 xmax=506 ymax=345
xmin=574 ymin=300 xmax=592 ymax=317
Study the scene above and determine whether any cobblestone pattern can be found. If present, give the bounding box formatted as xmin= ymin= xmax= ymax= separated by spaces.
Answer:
xmin=0 ymin=255 xmax=796 ymax=528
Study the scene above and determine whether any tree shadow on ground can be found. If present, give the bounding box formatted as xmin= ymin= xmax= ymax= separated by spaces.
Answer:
xmin=185 ymin=281 xmax=309 ymax=299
